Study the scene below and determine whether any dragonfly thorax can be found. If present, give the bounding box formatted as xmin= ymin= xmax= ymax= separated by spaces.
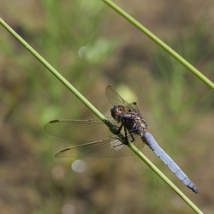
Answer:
xmin=111 ymin=105 xmax=148 ymax=136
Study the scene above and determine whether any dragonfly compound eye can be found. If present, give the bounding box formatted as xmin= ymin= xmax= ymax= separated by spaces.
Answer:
xmin=111 ymin=105 xmax=125 ymax=121
xmin=110 ymin=106 xmax=118 ymax=120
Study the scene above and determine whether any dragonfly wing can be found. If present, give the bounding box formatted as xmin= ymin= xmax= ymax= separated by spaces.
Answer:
xmin=45 ymin=119 xmax=116 ymax=143
xmin=55 ymin=136 xmax=145 ymax=158
xmin=131 ymin=102 xmax=141 ymax=113
xmin=105 ymin=86 xmax=139 ymax=112
xmin=144 ymin=132 xmax=199 ymax=194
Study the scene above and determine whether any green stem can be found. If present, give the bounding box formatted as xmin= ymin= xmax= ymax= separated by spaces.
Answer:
xmin=102 ymin=0 xmax=214 ymax=90
xmin=0 ymin=18 xmax=106 ymax=123
xmin=0 ymin=17 xmax=203 ymax=214
xmin=128 ymin=142 xmax=203 ymax=214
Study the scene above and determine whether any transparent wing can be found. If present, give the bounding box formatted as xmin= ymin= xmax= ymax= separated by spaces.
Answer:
xmin=45 ymin=118 xmax=140 ymax=144
xmin=105 ymin=85 xmax=139 ymax=112
xmin=45 ymin=119 xmax=116 ymax=143
xmin=45 ymin=118 xmax=145 ymax=158
xmin=55 ymin=136 xmax=145 ymax=158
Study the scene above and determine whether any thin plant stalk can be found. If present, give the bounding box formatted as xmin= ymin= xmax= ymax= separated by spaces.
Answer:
xmin=0 ymin=18 xmax=203 ymax=214
xmin=128 ymin=143 xmax=203 ymax=213
xmin=0 ymin=18 xmax=106 ymax=122
xmin=102 ymin=0 xmax=214 ymax=90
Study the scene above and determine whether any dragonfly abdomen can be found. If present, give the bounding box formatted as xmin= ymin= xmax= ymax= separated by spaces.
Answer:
xmin=143 ymin=132 xmax=199 ymax=194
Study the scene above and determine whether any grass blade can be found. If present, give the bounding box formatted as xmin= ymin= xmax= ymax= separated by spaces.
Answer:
xmin=102 ymin=0 xmax=214 ymax=90
xmin=128 ymin=142 xmax=203 ymax=214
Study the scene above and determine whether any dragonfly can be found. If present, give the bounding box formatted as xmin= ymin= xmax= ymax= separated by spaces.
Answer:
xmin=45 ymin=85 xmax=199 ymax=194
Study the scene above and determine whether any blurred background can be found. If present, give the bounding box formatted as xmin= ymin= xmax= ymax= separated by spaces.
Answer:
xmin=0 ymin=0 xmax=214 ymax=213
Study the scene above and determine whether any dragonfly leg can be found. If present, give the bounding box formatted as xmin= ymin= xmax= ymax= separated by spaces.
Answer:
xmin=123 ymin=127 xmax=135 ymax=143
xmin=116 ymin=123 xmax=124 ymax=134
xmin=129 ymin=132 xmax=135 ymax=142
xmin=123 ymin=127 xmax=129 ymax=144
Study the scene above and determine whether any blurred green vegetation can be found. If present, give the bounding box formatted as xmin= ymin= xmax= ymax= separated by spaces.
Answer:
xmin=0 ymin=0 xmax=214 ymax=214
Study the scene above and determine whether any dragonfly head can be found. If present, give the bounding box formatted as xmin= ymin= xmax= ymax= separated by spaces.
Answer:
xmin=111 ymin=105 xmax=126 ymax=122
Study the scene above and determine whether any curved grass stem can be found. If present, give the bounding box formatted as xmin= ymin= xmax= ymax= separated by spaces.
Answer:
xmin=128 ymin=142 xmax=203 ymax=214
xmin=102 ymin=0 xmax=214 ymax=90
xmin=0 ymin=18 xmax=106 ymax=123
xmin=0 ymin=17 xmax=203 ymax=214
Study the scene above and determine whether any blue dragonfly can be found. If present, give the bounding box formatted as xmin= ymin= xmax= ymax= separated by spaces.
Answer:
xmin=45 ymin=86 xmax=199 ymax=194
